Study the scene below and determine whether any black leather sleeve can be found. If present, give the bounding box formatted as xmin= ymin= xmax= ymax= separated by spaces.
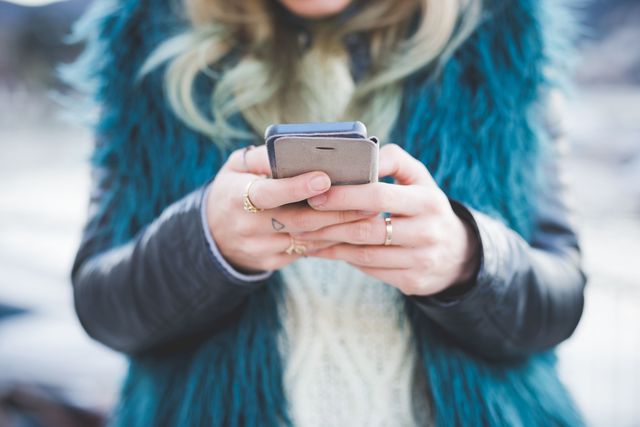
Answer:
xmin=71 ymin=168 xmax=268 ymax=355
xmin=412 ymin=140 xmax=587 ymax=361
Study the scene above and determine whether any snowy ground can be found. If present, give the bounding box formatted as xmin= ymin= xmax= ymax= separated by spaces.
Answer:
xmin=0 ymin=85 xmax=638 ymax=425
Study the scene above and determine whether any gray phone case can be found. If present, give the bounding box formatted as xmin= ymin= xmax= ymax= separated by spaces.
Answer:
xmin=265 ymin=122 xmax=379 ymax=185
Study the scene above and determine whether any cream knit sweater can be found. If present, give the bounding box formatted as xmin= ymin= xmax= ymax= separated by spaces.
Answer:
xmin=279 ymin=257 xmax=432 ymax=426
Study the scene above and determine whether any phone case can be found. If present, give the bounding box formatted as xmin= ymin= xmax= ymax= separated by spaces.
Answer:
xmin=265 ymin=121 xmax=379 ymax=185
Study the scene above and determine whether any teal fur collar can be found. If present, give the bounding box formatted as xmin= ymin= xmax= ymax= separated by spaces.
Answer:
xmin=67 ymin=0 xmax=583 ymax=425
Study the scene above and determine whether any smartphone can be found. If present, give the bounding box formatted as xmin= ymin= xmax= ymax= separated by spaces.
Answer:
xmin=265 ymin=121 xmax=379 ymax=185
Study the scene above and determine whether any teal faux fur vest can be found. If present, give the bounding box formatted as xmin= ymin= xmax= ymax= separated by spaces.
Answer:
xmin=68 ymin=0 xmax=583 ymax=425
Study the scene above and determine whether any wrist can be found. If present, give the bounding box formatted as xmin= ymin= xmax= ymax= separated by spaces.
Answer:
xmin=444 ymin=199 xmax=482 ymax=289
xmin=200 ymin=183 xmax=272 ymax=283
xmin=456 ymin=216 xmax=481 ymax=283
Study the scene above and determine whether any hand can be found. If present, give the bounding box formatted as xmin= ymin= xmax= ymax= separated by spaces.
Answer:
xmin=206 ymin=145 xmax=378 ymax=273
xmin=295 ymin=144 xmax=480 ymax=296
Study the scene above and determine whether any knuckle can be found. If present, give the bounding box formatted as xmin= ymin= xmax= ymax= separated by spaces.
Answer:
xmin=429 ymin=192 xmax=449 ymax=214
xmin=227 ymin=149 xmax=243 ymax=166
xmin=373 ymin=185 xmax=395 ymax=208
xmin=337 ymin=187 xmax=355 ymax=207
xmin=413 ymin=251 xmax=434 ymax=270
xmin=256 ymin=180 xmax=283 ymax=209
xmin=414 ymin=226 xmax=432 ymax=245
xmin=350 ymin=220 xmax=372 ymax=244
xmin=291 ymin=212 xmax=314 ymax=231
xmin=292 ymin=177 xmax=314 ymax=201
xmin=382 ymin=143 xmax=402 ymax=156
xmin=388 ymin=143 xmax=403 ymax=155
xmin=291 ymin=184 xmax=307 ymax=201
xmin=336 ymin=210 xmax=350 ymax=224
xmin=430 ymin=225 xmax=445 ymax=244
xmin=415 ymin=223 xmax=439 ymax=245
xmin=356 ymin=247 xmax=374 ymax=265
xmin=416 ymin=192 xmax=433 ymax=212
xmin=414 ymin=158 xmax=429 ymax=174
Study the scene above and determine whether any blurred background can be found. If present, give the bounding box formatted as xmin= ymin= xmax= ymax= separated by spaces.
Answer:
xmin=0 ymin=0 xmax=638 ymax=425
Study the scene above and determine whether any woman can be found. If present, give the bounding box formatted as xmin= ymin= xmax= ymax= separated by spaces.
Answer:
xmin=69 ymin=0 xmax=586 ymax=425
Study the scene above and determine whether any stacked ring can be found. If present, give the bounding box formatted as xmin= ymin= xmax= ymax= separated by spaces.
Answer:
xmin=285 ymin=235 xmax=307 ymax=255
xmin=242 ymin=180 xmax=263 ymax=213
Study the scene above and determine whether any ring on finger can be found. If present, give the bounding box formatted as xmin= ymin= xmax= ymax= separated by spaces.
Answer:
xmin=243 ymin=179 xmax=263 ymax=213
xmin=285 ymin=234 xmax=307 ymax=255
xmin=383 ymin=216 xmax=393 ymax=246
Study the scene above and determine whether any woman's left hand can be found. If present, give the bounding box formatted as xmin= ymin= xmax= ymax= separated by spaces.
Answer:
xmin=295 ymin=144 xmax=481 ymax=296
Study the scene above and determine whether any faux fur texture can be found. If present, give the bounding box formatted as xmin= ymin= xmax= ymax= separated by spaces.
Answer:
xmin=65 ymin=0 xmax=584 ymax=425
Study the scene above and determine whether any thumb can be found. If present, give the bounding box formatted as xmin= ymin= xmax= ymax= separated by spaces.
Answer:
xmin=378 ymin=143 xmax=435 ymax=186
xmin=244 ymin=171 xmax=332 ymax=210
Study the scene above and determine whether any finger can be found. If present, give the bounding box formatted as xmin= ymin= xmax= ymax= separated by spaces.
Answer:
xmin=378 ymin=143 xmax=435 ymax=186
xmin=310 ymin=244 xmax=415 ymax=268
xmin=236 ymin=235 xmax=337 ymax=270
xmin=226 ymin=145 xmax=272 ymax=176
xmin=259 ymin=253 xmax=304 ymax=270
xmin=307 ymin=182 xmax=439 ymax=215
xmin=305 ymin=240 xmax=341 ymax=252
xmin=263 ymin=243 xmax=347 ymax=270
xmin=295 ymin=215 xmax=430 ymax=246
xmin=348 ymin=266 xmax=422 ymax=295
xmin=247 ymin=171 xmax=331 ymax=210
xmin=251 ymin=233 xmax=339 ymax=254
xmin=354 ymin=265 xmax=404 ymax=283
xmin=251 ymin=206 xmax=378 ymax=234
xmin=356 ymin=265 xmax=443 ymax=296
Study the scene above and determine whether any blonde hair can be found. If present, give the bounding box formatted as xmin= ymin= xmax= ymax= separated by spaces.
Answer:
xmin=141 ymin=0 xmax=482 ymax=147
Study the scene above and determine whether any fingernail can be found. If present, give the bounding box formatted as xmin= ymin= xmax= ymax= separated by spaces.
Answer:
xmin=308 ymin=193 xmax=327 ymax=207
xmin=309 ymin=175 xmax=331 ymax=192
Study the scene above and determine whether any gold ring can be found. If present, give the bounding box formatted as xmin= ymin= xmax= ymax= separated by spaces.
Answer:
xmin=384 ymin=216 xmax=393 ymax=246
xmin=243 ymin=179 xmax=263 ymax=213
xmin=285 ymin=235 xmax=307 ymax=255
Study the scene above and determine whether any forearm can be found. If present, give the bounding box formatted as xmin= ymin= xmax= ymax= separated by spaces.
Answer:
xmin=72 ymin=185 xmax=267 ymax=355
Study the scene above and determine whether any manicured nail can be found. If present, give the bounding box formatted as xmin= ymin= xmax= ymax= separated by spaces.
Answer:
xmin=308 ymin=193 xmax=327 ymax=207
xmin=309 ymin=175 xmax=331 ymax=192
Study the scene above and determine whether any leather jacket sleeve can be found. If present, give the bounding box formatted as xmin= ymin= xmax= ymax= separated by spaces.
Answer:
xmin=71 ymin=167 xmax=269 ymax=355
xmin=412 ymin=136 xmax=587 ymax=361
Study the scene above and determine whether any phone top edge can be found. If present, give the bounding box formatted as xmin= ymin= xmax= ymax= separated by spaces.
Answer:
xmin=264 ymin=121 xmax=367 ymax=141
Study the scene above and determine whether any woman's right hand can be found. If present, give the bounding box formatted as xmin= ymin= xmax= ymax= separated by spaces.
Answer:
xmin=205 ymin=145 xmax=377 ymax=274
